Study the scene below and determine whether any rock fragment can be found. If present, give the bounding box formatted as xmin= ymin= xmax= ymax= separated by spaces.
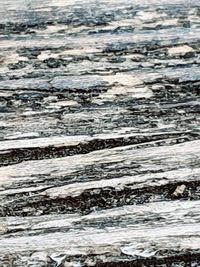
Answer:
xmin=172 ymin=184 xmax=186 ymax=197
xmin=168 ymin=45 xmax=194 ymax=56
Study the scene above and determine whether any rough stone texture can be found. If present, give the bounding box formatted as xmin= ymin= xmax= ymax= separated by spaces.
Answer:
xmin=0 ymin=0 xmax=200 ymax=266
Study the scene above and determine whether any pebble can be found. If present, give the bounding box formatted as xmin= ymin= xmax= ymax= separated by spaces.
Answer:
xmin=45 ymin=57 xmax=61 ymax=68
xmin=168 ymin=45 xmax=194 ymax=56
xmin=172 ymin=184 xmax=186 ymax=197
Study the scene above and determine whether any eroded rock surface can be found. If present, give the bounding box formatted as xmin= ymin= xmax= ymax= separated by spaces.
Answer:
xmin=0 ymin=0 xmax=200 ymax=266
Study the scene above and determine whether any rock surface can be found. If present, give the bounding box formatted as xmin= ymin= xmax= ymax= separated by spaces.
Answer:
xmin=0 ymin=0 xmax=200 ymax=266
